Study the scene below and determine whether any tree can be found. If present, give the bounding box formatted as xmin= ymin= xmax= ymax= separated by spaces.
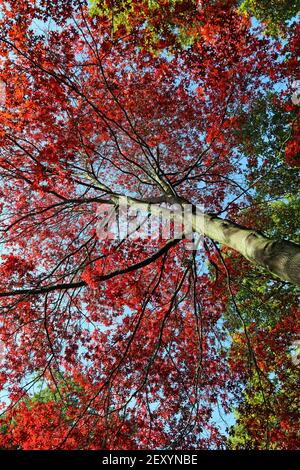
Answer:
xmin=90 ymin=0 xmax=300 ymax=45
xmin=239 ymin=0 xmax=300 ymax=37
xmin=0 ymin=0 xmax=298 ymax=449
xmin=215 ymin=87 xmax=300 ymax=449
xmin=89 ymin=0 xmax=209 ymax=50
xmin=217 ymin=196 xmax=299 ymax=449
xmin=0 ymin=375 xmax=137 ymax=449
xmin=227 ymin=311 xmax=300 ymax=449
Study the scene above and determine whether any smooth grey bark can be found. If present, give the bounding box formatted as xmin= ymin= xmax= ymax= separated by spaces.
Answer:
xmin=124 ymin=198 xmax=300 ymax=286
xmin=196 ymin=213 xmax=300 ymax=286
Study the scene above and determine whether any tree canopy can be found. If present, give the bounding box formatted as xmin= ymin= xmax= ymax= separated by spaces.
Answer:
xmin=0 ymin=0 xmax=298 ymax=450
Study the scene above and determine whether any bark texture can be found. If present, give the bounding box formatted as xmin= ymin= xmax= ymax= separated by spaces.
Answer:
xmin=197 ymin=214 xmax=300 ymax=286
xmin=118 ymin=197 xmax=300 ymax=286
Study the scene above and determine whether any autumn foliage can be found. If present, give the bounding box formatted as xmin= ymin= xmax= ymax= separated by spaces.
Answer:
xmin=0 ymin=0 xmax=298 ymax=450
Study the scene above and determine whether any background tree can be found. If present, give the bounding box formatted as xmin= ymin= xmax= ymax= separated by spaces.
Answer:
xmin=212 ymin=48 xmax=300 ymax=448
xmin=0 ymin=374 xmax=137 ymax=449
xmin=239 ymin=0 xmax=300 ymax=36
xmin=89 ymin=0 xmax=300 ymax=46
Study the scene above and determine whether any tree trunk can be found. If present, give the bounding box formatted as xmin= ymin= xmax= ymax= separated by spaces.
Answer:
xmin=194 ymin=213 xmax=300 ymax=286
xmin=123 ymin=197 xmax=300 ymax=286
